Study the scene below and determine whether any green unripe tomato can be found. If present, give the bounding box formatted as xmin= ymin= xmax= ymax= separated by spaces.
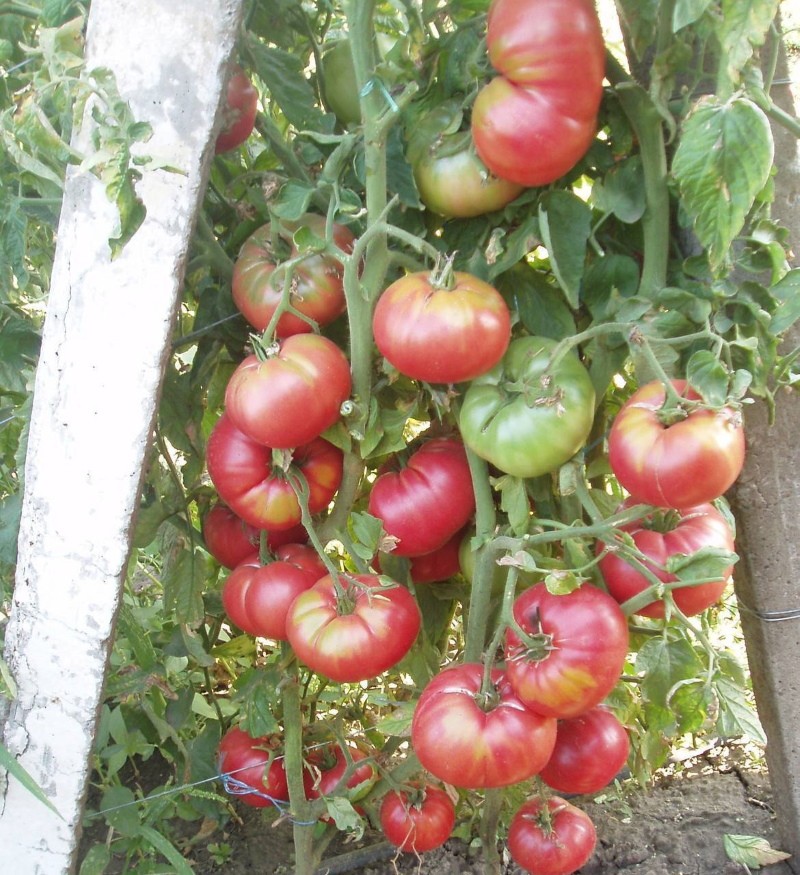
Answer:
xmin=321 ymin=40 xmax=361 ymax=125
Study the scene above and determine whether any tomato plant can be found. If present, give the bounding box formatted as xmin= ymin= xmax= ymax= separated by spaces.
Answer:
xmin=285 ymin=573 xmax=421 ymax=682
xmin=368 ymin=436 xmax=475 ymax=557
xmin=373 ymin=266 xmax=511 ymax=384
xmin=380 ymin=784 xmax=456 ymax=853
xmin=471 ymin=0 xmax=605 ymax=187
xmin=231 ymin=215 xmax=354 ymax=336
xmin=217 ymin=726 xmax=288 ymax=807
xmin=597 ymin=501 xmax=736 ymax=618
xmin=504 ymin=583 xmax=629 ymax=719
xmin=412 ymin=132 xmax=523 ymax=218
xmin=607 ymin=380 xmax=746 ymax=509
xmin=215 ymin=64 xmax=258 ymax=154
xmin=507 ymin=796 xmax=597 ymax=875
xmin=221 ymin=544 xmax=327 ymax=639
xmin=539 ymin=706 xmax=630 ymax=795
xmin=224 ymin=335 xmax=352 ymax=449
xmin=410 ymin=663 xmax=557 ymax=789
xmin=206 ymin=415 xmax=344 ymax=529
xmin=459 ymin=336 xmax=596 ymax=479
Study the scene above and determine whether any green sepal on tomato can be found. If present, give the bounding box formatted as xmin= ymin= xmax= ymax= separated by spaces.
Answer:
xmin=224 ymin=334 xmax=352 ymax=449
xmin=504 ymin=582 xmax=629 ymax=719
xmin=372 ymin=267 xmax=511 ymax=385
xmin=285 ymin=573 xmax=421 ymax=682
xmin=206 ymin=414 xmax=343 ymax=530
xmin=607 ymin=379 xmax=745 ymax=509
xmin=410 ymin=663 xmax=557 ymax=789
xmin=459 ymin=336 xmax=596 ymax=479
xmin=596 ymin=500 xmax=736 ymax=618
xmin=231 ymin=214 xmax=354 ymax=337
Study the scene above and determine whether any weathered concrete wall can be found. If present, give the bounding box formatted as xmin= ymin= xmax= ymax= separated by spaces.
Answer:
xmin=0 ymin=1 xmax=244 ymax=871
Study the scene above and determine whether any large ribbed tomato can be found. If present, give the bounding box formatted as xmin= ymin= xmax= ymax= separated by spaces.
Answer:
xmin=202 ymin=503 xmax=306 ymax=569
xmin=410 ymin=663 xmax=557 ymax=789
xmin=504 ymin=583 xmax=629 ymax=719
xmin=380 ymin=784 xmax=456 ymax=853
xmin=231 ymin=214 xmax=354 ymax=337
xmin=367 ymin=437 xmax=475 ymax=557
xmin=217 ymin=726 xmax=288 ymax=807
xmin=607 ymin=379 xmax=746 ymax=509
xmin=508 ymin=797 xmax=597 ymax=875
xmin=597 ymin=500 xmax=736 ymax=618
xmin=224 ymin=335 xmax=352 ymax=449
xmin=222 ymin=544 xmax=327 ymax=639
xmin=373 ymin=268 xmax=511 ymax=384
xmin=285 ymin=573 xmax=421 ymax=682
xmin=206 ymin=414 xmax=343 ymax=530
xmin=471 ymin=0 xmax=605 ymax=187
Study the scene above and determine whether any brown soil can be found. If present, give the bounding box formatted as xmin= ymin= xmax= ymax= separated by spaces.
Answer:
xmin=80 ymin=743 xmax=796 ymax=874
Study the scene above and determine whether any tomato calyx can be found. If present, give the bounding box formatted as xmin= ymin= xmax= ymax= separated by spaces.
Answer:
xmin=473 ymin=678 xmax=503 ymax=713
xmin=428 ymin=253 xmax=458 ymax=292
xmin=639 ymin=507 xmax=683 ymax=533
xmin=507 ymin=607 xmax=558 ymax=663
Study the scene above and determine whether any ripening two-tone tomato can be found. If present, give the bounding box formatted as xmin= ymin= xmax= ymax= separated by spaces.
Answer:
xmin=380 ymin=784 xmax=456 ymax=853
xmin=368 ymin=437 xmax=476 ymax=557
xmin=224 ymin=335 xmax=352 ymax=448
xmin=508 ymin=796 xmax=597 ymax=875
xmin=373 ymin=269 xmax=511 ymax=384
xmin=286 ymin=573 xmax=421 ymax=682
xmin=597 ymin=500 xmax=736 ymax=618
xmin=202 ymin=502 xmax=306 ymax=569
xmin=459 ymin=336 xmax=596 ymax=479
xmin=217 ymin=726 xmax=288 ymax=807
xmin=471 ymin=0 xmax=605 ymax=187
xmin=504 ymin=583 xmax=629 ymax=719
xmin=206 ymin=414 xmax=344 ymax=530
xmin=413 ymin=132 xmax=523 ymax=219
xmin=539 ymin=706 xmax=630 ymax=795
xmin=410 ymin=663 xmax=557 ymax=789
xmin=608 ymin=379 xmax=746 ymax=509
xmin=215 ymin=65 xmax=258 ymax=154
xmin=232 ymin=214 xmax=354 ymax=336
xmin=222 ymin=544 xmax=327 ymax=639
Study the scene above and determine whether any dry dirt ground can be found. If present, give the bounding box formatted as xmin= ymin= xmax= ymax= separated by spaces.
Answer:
xmin=79 ymin=743 xmax=796 ymax=875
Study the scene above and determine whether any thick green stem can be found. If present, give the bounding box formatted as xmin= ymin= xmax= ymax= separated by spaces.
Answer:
xmin=606 ymin=54 xmax=670 ymax=299
xmin=464 ymin=448 xmax=498 ymax=664
xmin=478 ymin=788 xmax=504 ymax=875
xmin=282 ymin=651 xmax=320 ymax=875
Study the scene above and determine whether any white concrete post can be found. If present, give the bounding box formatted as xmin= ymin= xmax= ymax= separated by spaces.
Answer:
xmin=0 ymin=1 xmax=244 ymax=871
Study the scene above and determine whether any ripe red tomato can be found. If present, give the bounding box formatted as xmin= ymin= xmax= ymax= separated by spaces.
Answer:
xmin=206 ymin=414 xmax=343 ymax=530
xmin=367 ymin=437 xmax=475 ymax=557
xmin=231 ymin=215 xmax=354 ymax=337
xmin=407 ymin=528 xmax=464 ymax=583
xmin=372 ymin=270 xmax=511 ymax=384
xmin=217 ymin=726 xmax=288 ymax=807
xmin=222 ymin=544 xmax=327 ymax=640
xmin=597 ymin=500 xmax=735 ymax=618
xmin=539 ymin=706 xmax=630 ymax=795
xmin=380 ymin=784 xmax=456 ymax=853
xmin=504 ymin=583 xmax=629 ymax=719
xmin=410 ymin=663 xmax=557 ymax=789
xmin=285 ymin=573 xmax=421 ymax=682
xmin=608 ymin=380 xmax=745 ymax=509
xmin=508 ymin=796 xmax=597 ymax=875
xmin=471 ymin=0 xmax=605 ymax=187
xmin=413 ymin=133 xmax=523 ymax=218
xmin=202 ymin=503 xmax=306 ymax=569
xmin=306 ymin=744 xmax=378 ymax=801
xmin=224 ymin=335 xmax=351 ymax=449
xmin=215 ymin=65 xmax=258 ymax=154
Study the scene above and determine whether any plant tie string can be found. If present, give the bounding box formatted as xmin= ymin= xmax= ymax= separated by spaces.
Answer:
xmin=736 ymin=599 xmax=800 ymax=623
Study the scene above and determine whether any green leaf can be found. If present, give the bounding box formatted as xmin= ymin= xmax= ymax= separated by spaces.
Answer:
xmin=665 ymin=545 xmax=738 ymax=582
xmin=673 ymin=0 xmax=713 ymax=30
xmin=99 ymin=785 xmax=140 ymax=837
xmin=686 ymin=350 xmax=730 ymax=406
xmin=271 ymin=180 xmax=315 ymax=221
xmin=116 ymin=604 xmax=159 ymax=672
xmin=718 ymin=0 xmax=781 ymax=91
xmin=0 ymin=743 xmax=62 ymax=818
xmin=594 ymin=155 xmax=646 ymax=223
xmin=349 ymin=511 xmax=385 ymax=560
xmin=714 ymin=675 xmax=766 ymax=743
xmin=374 ymin=700 xmax=415 ymax=737
xmin=723 ymin=834 xmax=791 ymax=869
xmin=78 ymin=844 xmax=112 ymax=875
xmin=162 ymin=547 xmax=206 ymax=628
xmin=538 ymin=190 xmax=591 ymax=309
xmin=0 ymin=493 xmax=22 ymax=571
xmin=0 ymin=314 xmax=41 ymax=393
xmin=249 ymin=43 xmax=328 ymax=132
xmin=672 ymin=97 xmax=773 ymax=271
xmin=139 ymin=825 xmax=195 ymax=874
xmin=499 ymin=265 xmax=576 ymax=341
xmin=636 ymin=633 xmax=704 ymax=706
xmin=769 ymin=269 xmax=800 ymax=335
xmin=492 ymin=475 xmax=530 ymax=535
xmin=323 ymin=797 xmax=365 ymax=839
